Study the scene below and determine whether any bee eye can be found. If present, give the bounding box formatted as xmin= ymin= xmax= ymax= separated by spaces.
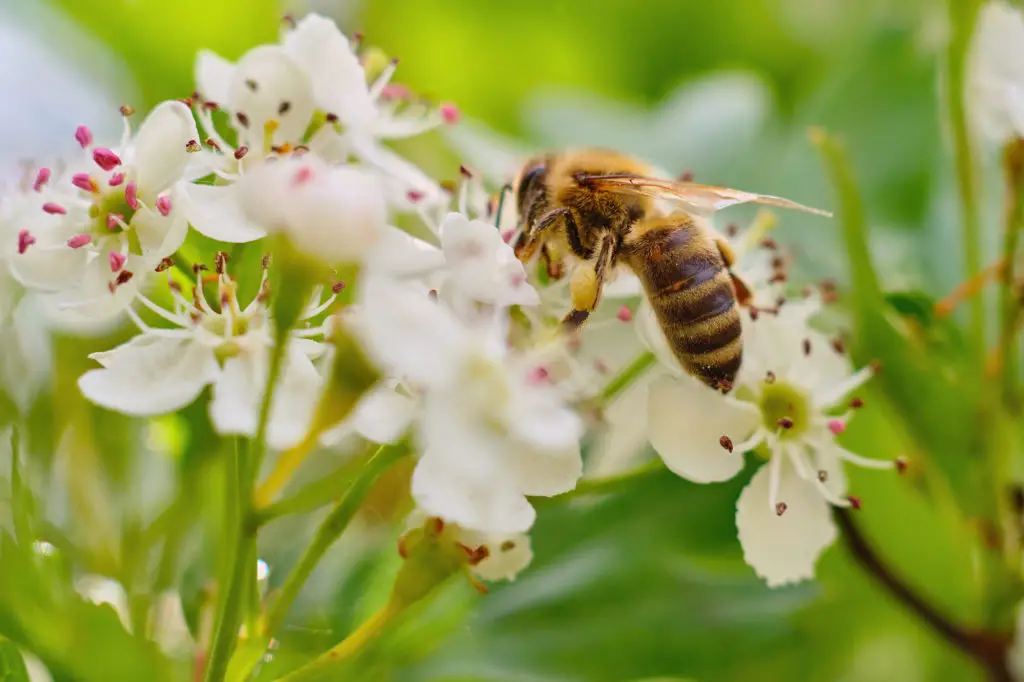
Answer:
xmin=516 ymin=165 xmax=546 ymax=206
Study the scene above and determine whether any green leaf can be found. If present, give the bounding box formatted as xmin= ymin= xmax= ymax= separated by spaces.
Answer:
xmin=0 ymin=640 xmax=30 ymax=682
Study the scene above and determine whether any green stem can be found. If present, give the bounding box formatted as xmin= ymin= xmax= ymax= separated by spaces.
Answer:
xmin=9 ymin=426 xmax=31 ymax=549
xmin=261 ymin=443 xmax=409 ymax=640
xmin=255 ymin=446 xmax=375 ymax=524
xmin=203 ymin=343 xmax=288 ymax=682
xmin=947 ymin=0 xmax=985 ymax=358
xmin=999 ymin=139 xmax=1024 ymax=412
xmin=601 ymin=352 xmax=655 ymax=403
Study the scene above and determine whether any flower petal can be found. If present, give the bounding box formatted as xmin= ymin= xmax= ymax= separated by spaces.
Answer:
xmin=133 ymin=200 xmax=187 ymax=256
xmin=266 ymin=347 xmax=323 ymax=451
xmin=411 ymin=452 xmax=536 ymax=535
xmin=347 ymin=383 xmax=416 ymax=444
xmin=364 ymin=225 xmax=445 ymax=278
xmin=209 ymin=353 xmax=259 ymax=438
xmin=228 ymin=46 xmax=315 ymax=145
xmin=132 ymin=101 xmax=199 ymax=195
xmin=455 ymin=528 xmax=533 ymax=582
xmin=195 ymin=49 xmax=234 ymax=105
xmin=735 ymin=460 xmax=837 ymax=587
xmin=636 ymin=299 xmax=684 ymax=375
xmin=350 ymin=136 xmax=446 ymax=210
xmin=358 ymin=275 xmax=467 ymax=387
xmin=180 ymin=182 xmax=266 ymax=243
xmin=509 ymin=443 xmax=582 ymax=497
xmin=0 ymin=296 xmax=52 ymax=412
xmin=647 ymin=374 xmax=759 ymax=483
xmin=79 ymin=335 xmax=218 ymax=415
xmin=282 ymin=14 xmax=375 ymax=126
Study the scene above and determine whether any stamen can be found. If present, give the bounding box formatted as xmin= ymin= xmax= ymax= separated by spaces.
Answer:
xmin=526 ymin=366 xmax=550 ymax=385
xmin=109 ymin=172 xmax=125 ymax=187
xmin=115 ymin=270 xmax=134 ymax=286
xmin=816 ymin=366 xmax=874 ymax=409
xmin=368 ymin=58 xmax=399 ymax=100
xmin=125 ymin=182 xmax=139 ymax=210
xmin=895 ymin=457 xmax=908 ymax=474
xmin=617 ymin=305 xmax=633 ymax=322
xmin=304 ymin=293 xmax=337 ymax=319
xmin=776 ymin=417 xmax=794 ymax=429
xmin=292 ymin=165 xmax=314 ymax=186
xmin=833 ymin=446 xmax=895 ymax=470
xmin=75 ymin=125 xmax=93 ymax=149
xmin=775 ymin=502 xmax=788 ymax=516
xmin=135 ymin=292 xmax=192 ymax=327
xmin=767 ymin=450 xmax=783 ymax=515
xmin=107 ymin=213 xmax=125 ymax=230
xmin=828 ymin=419 xmax=845 ymax=435
xmin=156 ymin=195 xmax=172 ymax=217
xmin=66 ymin=234 xmax=91 ymax=249
xmin=71 ymin=173 xmax=99 ymax=193
xmin=155 ymin=257 xmax=174 ymax=272
xmin=17 ymin=230 xmax=35 ymax=254
xmin=33 ymin=168 xmax=50 ymax=192
xmin=237 ymin=112 xmax=250 ymax=128
xmin=120 ymin=104 xmax=135 ymax=117
xmin=109 ymin=251 xmax=127 ymax=272
xmin=186 ymin=139 xmax=202 ymax=153
xmin=406 ymin=189 xmax=425 ymax=203
xmin=802 ymin=338 xmax=812 ymax=355
xmin=42 ymin=202 xmax=66 ymax=215
xmin=847 ymin=495 xmax=862 ymax=510
xmin=765 ymin=370 xmax=776 ymax=384
xmin=234 ymin=146 xmax=249 ymax=160
xmin=92 ymin=148 xmax=122 ymax=171
xmin=440 ymin=103 xmax=460 ymax=124
xmin=850 ymin=397 xmax=864 ymax=409
xmin=831 ymin=337 xmax=846 ymax=354
xmin=331 ymin=281 xmax=346 ymax=294
xmin=719 ymin=435 xmax=734 ymax=453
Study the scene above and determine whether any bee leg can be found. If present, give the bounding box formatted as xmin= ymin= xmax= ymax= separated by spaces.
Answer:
xmin=541 ymin=243 xmax=566 ymax=280
xmin=513 ymin=232 xmax=542 ymax=263
xmin=562 ymin=234 xmax=616 ymax=332
xmin=713 ymin=233 xmax=738 ymax=268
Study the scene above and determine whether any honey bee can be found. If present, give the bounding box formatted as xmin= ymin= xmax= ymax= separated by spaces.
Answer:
xmin=512 ymin=148 xmax=829 ymax=391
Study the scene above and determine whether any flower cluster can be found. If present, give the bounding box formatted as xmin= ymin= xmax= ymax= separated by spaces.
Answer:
xmin=0 ymin=11 xmax=901 ymax=601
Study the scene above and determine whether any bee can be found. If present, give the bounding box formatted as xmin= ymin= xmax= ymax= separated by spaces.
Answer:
xmin=512 ymin=148 xmax=829 ymax=391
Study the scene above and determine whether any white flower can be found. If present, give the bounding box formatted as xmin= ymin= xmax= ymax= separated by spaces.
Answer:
xmin=640 ymin=296 xmax=896 ymax=587
xmin=404 ymin=511 xmax=533 ymax=583
xmin=77 ymin=260 xmax=331 ymax=451
xmin=238 ymin=155 xmax=388 ymax=266
xmin=188 ymin=13 xmax=447 ymax=215
xmin=8 ymin=102 xmax=198 ymax=318
xmin=967 ymin=0 xmax=1024 ymax=143
xmin=359 ymin=275 xmax=583 ymax=534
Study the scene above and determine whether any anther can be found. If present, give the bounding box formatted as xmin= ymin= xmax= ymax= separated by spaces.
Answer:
xmin=155 ymin=257 xmax=174 ymax=272
xmin=459 ymin=165 xmax=473 ymax=179
xmin=192 ymin=263 xmax=209 ymax=274
xmin=292 ymin=145 xmax=310 ymax=156
xmin=719 ymin=435 xmax=734 ymax=453
xmin=325 ymin=112 xmax=339 ymax=123
xmin=406 ymin=189 xmax=425 ymax=203
xmin=125 ymin=183 xmax=139 ymax=210
xmin=202 ymin=101 xmax=219 ymax=111
xmin=869 ymin=360 xmax=883 ymax=374
xmin=185 ymin=139 xmax=202 ymax=153
xmin=205 ymin=137 xmax=221 ymax=151
xmin=92 ymin=148 xmax=121 ymax=171
xmin=617 ymin=305 xmax=633 ymax=322
xmin=440 ymin=103 xmax=460 ymax=124
xmin=214 ymin=251 xmax=228 ymax=274
xmin=777 ymin=417 xmax=794 ymax=429
xmin=292 ymin=165 xmax=314 ymax=186
xmin=178 ymin=98 xmax=193 ymax=108
xmin=71 ymin=173 xmax=99 ymax=193
xmin=75 ymin=125 xmax=93 ymax=149
xmin=771 ymin=256 xmax=785 ymax=269
xmin=156 ymin=196 xmax=172 ymax=217
xmin=119 ymin=104 xmax=135 ymax=117
xmin=828 ymin=419 xmax=845 ymax=435
xmin=748 ymin=307 xmax=760 ymax=321
xmin=776 ymin=502 xmax=788 ymax=516
xmin=278 ymin=101 xmax=291 ymax=115
xmin=33 ymin=168 xmax=50 ymax=192
xmin=831 ymin=337 xmax=845 ymax=354
xmin=678 ymin=169 xmax=696 ymax=182
xmin=42 ymin=202 xmax=66 ymax=215
xmin=245 ymin=79 xmax=258 ymax=92
xmin=109 ymin=172 xmax=125 ymax=187
xmin=527 ymin=366 xmax=550 ymax=384
xmin=895 ymin=457 xmax=908 ymax=474
xmin=282 ymin=13 xmax=296 ymax=28
xmin=725 ymin=223 xmax=738 ymax=237
xmin=66 ymin=234 xmax=91 ymax=249
xmin=107 ymin=213 xmax=124 ymax=230
xmin=236 ymin=112 xmax=250 ymax=128
xmin=234 ymin=146 xmax=249 ymax=160
xmin=331 ymin=281 xmax=346 ymax=294
xmin=167 ymin=279 xmax=182 ymax=293
xmin=769 ymin=272 xmax=787 ymax=284
xmin=847 ymin=495 xmax=862 ymax=510
xmin=261 ymin=254 xmax=272 ymax=269
xmin=428 ymin=289 xmax=439 ymax=300
xmin=817 ymin=470 xmax=828 ymax=483
xmin=802 ymin=338 xmax=811 ymax=356
xmin=765 ymin=370 xmax=776 ymax=384
xmin=850 ymin=397 xmax=864 ymax=409
xmin=761 ymin=237 xmax=777 ymax=250
xmin=109 ymin=252 xmax=126 ymax=272
xmin=500 ymin=540 xmax=516 ymax=552
xmin=17 ymin=230 xmax=36 ymax=254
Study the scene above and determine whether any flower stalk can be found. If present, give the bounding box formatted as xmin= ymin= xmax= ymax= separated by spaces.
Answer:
xmin=999 ymin=138 xmax=1024 ymax=412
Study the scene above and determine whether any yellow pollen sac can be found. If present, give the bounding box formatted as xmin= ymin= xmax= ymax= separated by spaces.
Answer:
xmin=263 ymin=119 xmax=280 ymax=154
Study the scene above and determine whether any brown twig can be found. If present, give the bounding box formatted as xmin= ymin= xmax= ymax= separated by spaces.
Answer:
xmin=834 ymin=508 xmax=1013 ymax=682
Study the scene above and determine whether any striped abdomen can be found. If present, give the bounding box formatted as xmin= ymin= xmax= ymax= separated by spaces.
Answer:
xmin=624 ymin=217 xmax=742 ymax=391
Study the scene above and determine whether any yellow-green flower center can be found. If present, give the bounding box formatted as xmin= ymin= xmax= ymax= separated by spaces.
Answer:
xmin=758 ymin=380 xmax=810 ymax=442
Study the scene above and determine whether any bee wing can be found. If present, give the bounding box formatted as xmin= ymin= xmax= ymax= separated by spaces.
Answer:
xmin=578 ymin=174 xmax=832 ymax=218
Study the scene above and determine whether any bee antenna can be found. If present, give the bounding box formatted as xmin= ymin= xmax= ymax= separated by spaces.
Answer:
xmin=494 ymin=183 xmax=512 ymax=229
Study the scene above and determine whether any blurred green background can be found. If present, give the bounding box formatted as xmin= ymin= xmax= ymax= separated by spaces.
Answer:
xmin=1 ymin=0 xmax=1011 ymax=681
